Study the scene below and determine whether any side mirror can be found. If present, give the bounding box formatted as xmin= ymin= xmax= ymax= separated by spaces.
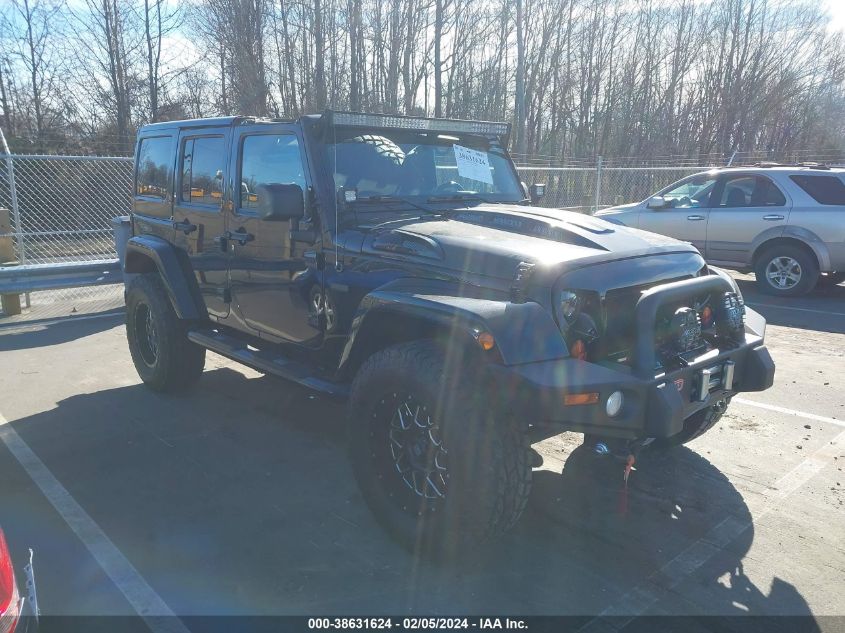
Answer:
xmin=256 ymin=183 xmax=305 ymax=221
xmin=646 ymin=196 xmax=667 ymax=209
xmin=529 ymin=183 xmax=546 ymax=205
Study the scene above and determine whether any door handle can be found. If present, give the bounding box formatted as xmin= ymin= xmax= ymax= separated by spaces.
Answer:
xmin=226 ymin=229 xmax=254 ymax=246
xmin=173 ymin=218 xmax=198 ymax=234
xmin=686 ymin=215 xmax=705 ymax=221
xmin=763 ymin=214 xmax=785 ymax=221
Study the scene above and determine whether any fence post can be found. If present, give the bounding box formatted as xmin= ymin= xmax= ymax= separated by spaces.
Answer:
xmin=0 ymin=128 xmax=23 ymax=315
xmin=594 ymin=155 xmax=603 ymax=214
xmin=0 ymin=127 xmax=29 ymax=311
xmin=0 ymin=205 xmax=21 ymax=315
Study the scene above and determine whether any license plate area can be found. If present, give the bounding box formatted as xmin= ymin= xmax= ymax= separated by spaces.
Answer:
xmin=695 ymin=360 xmax=735 ymax=402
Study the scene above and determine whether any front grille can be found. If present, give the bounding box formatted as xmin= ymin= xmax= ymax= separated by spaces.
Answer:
xmin=601 ymin=276 xmax=691 ymax=360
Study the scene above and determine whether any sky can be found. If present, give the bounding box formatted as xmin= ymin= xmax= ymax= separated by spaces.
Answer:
xmin=822 ymin=0 xmax=845 ymax=32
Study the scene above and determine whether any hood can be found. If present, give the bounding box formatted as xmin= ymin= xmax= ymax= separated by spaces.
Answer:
xmin=595 ymin=202 xmax=640 ymax=215
xmin=361 ymin=204 xmax=699 ymax=282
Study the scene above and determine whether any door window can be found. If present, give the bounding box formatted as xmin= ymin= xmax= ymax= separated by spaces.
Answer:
xmin=180 ymin=136 xmax=225 ymax=208
xmin=659 ymin=175 xmax=717 ymax=208
xmin=718 ymin=176 xmax=785 ymax=208
xmin=239 ymin=134 xmax=306 ymax=211
xmin=136 ymin=136 xmax=173 ymax=199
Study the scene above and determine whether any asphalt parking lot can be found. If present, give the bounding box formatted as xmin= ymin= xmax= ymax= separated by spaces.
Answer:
xmin=1 ymin=273 xmax=844 ymax=630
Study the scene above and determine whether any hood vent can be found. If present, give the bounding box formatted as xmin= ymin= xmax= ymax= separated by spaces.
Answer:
xmin=371 ymin=229 xmax=443 ymax=259
xmin=451 ymin=210 xmax=605 ymax=250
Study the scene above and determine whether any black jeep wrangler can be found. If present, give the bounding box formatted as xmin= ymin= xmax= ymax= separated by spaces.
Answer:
xmin=124 ymin=111 xmax=775 ymax=552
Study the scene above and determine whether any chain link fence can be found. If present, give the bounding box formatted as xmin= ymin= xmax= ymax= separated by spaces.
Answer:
xmin=514 ymin=163 xmax=708 ymax=212
xmin=0 ymin=150 xmax=722 ymax=323
xmin=0 ymin=154 xmax=132 ymax=322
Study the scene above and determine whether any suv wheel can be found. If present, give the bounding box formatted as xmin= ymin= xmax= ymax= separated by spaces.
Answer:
xmin=754 ymin=244 xmax=819 ymax=296
xmin=348 ymin=340 xmax=531 ymax=556
xmin=126 ymin=273 xmax=206 ymax=392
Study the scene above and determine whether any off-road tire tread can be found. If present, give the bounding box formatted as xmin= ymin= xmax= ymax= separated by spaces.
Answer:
xmin=126 ymin=273 xmax=205 ymax=392
xmin=657 ymin=404 xmax=725 ymax=448
xmin=348 ymin=340 xmax=532 ymax=550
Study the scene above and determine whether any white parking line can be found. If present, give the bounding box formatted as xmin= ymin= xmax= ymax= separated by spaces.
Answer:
xmin=746 ymin=301 xmax=845 ymax=317
xmin=733 ymin=397 xmax=845 ymax=428
xmin=578 ymin=425 xmax=845 ymax=630
xmin=0 ymin=412 xmax=189 ymax=633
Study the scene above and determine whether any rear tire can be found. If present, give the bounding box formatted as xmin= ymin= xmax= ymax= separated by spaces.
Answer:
xmin=654 ymin=400 xmax=727 ymax=449
xmin=347 ymin=340 xmax=531 ymax=557
xmin=126 ymin=273 xmax=206 ymax=392
xmin=754 ymin=244 xmax=818 ymax=297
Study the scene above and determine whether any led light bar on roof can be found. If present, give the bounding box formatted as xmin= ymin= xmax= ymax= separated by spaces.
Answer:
xmin=328 ymin=111 xmax=510 ymax=137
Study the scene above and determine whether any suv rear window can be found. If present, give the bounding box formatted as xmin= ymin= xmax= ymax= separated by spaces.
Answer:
xmin=136 ymin=136 xmax=172 ymax=199
xmin=789 ymin=175 xmax=845 ymax=205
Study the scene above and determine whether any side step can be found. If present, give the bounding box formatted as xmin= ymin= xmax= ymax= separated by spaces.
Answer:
xmin=187 ymin=328 xmax=349 ymax=400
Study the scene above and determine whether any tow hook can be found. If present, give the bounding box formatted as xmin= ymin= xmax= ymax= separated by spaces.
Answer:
xmin=623 ymin=454 xmax=636 ymax=485
xmin=593 ymin=437 xmax=651 ymax=462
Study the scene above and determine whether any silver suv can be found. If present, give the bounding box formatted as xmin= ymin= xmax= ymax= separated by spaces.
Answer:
xmin=597 ymin=165 xmax=845 ymax=296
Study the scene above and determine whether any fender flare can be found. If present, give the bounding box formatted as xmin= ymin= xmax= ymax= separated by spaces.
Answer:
xmin=124 ymin=235 xmax=205 ymax=320
xmin=751 ymin=226 xmax=831 ymax=271
xmin=337 ymin=278 xmax=568 ymax=378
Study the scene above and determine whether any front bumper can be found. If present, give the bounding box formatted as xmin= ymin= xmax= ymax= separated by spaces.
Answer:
xmin=491 ymin=276 xmax=775 ymax=440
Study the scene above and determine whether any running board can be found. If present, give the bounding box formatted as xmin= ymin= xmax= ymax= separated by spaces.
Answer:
xmin=187 ymin=329 xmax=349 ymax=400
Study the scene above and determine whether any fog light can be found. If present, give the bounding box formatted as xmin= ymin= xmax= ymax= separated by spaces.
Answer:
xmin=606 ymin=391 xmax=624 ymax=417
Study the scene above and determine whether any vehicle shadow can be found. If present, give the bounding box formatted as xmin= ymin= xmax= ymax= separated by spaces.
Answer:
xmin=0 ymin=310 xmax=124 ymax=352
xmin=0 ymin=368 xmax=821 ymax=624
xmin=735 ymin=276 xmax=845 ymax=335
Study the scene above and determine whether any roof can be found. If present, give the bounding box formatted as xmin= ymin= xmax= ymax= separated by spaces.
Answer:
xmin=697 ymin=165 xmax=845 ymax=173
xmin=137 ymin=110 xmax=511 ymax=138
xmin=139 ymin=115 xmax=295 ymax=133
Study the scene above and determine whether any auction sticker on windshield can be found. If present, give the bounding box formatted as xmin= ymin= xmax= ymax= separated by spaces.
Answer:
xmin=453 ymin=144 xmax=493 ymax=184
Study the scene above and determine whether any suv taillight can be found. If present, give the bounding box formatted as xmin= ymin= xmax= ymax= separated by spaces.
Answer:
xmin=0 ymin=530 xmax=20 ymax=633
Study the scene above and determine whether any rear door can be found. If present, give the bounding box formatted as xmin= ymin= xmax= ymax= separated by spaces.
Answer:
xmin=226 ymin=124 xmax=322 ymax=344
xmin=706 ymin=174 xmax=790 ymax=266
xmin=785 ymin=173 xmax=845 ymax=271
xmin=132 ymin=133 xmax=175 ymax=242
xmin=637 ymin=173 xmax=717 ymax=252
xmin=172 ymin=127 xmax=231 ymax=319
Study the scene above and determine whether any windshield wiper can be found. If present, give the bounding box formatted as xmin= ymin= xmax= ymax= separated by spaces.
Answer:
xmin=354 ymin=195 xmax=438 ymax=214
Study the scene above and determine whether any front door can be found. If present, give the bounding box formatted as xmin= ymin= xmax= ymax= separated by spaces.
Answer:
xmin=226 ymin=125 xmax=322 ymax=344
xmin=706 ymin=174 xmax=790 ymax=266
xmin=638 ymin=173 xmax=718 ymax=253
xmin=172 ymin=127 xmax=231 ymax=319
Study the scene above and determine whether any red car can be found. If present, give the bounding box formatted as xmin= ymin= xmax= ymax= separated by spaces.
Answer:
xmin=0 ymin=528 xmax=37 ymax=633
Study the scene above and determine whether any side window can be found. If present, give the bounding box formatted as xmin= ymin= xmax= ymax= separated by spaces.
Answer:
xmin=660 ymin=175 xmax=717 ymax=208
xmin=750 ymin=177 xmax=786 ymax=207
xmin=719 ymin=175 xmax=786 ymax=208
xmin=718 ymin=176 xmax=755 ymax=207
xmin=180 ymin=136 xmax=225 ymax=207
xmin=239 ymin=134 xmax=306 ymax=210
xmin=789 ymin=175 xmax=845 ymax=205
xmin=136 ymin=136 xmax=172 ymax=199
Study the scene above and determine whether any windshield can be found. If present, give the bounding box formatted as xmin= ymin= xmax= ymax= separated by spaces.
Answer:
xmin=323 ymin=127 xmax=523 ymax=203
xmin=656 ymin=174 xmax=718 ymax=208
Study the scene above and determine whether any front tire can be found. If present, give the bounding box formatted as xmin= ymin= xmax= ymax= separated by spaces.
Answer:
xmin=347 ymin=341 xmax=531 ymax=556
xmin=754 ymin=244 xmax=819 ymax=296
xmin=126 ymin=273 xmax=206 ymax=392
xmin=654 ymin=400 xmax=728 ymax=449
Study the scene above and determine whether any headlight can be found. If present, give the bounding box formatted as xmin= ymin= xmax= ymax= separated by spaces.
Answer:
xmin=556 ymin=290 xmax=580 ymax=324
